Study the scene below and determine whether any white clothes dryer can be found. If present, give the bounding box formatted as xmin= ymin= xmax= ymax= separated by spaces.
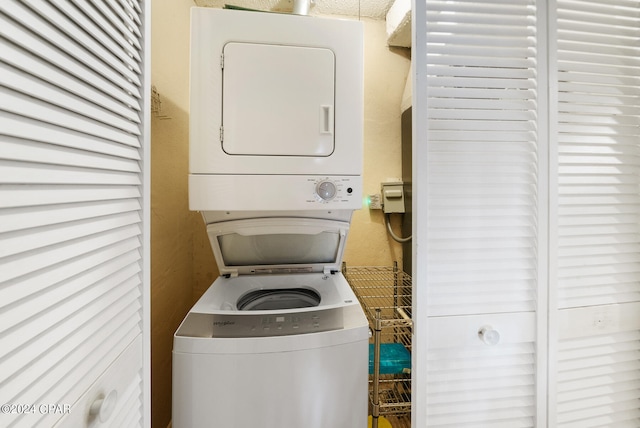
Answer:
xmin=189 ymin=8 xmax=364 ymax=213
xmin=172 ymin=217 xmax=369 ymax=428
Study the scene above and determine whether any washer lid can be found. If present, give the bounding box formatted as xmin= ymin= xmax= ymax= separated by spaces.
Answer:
xmin=206 ymin=218 xmax=350 ymax=276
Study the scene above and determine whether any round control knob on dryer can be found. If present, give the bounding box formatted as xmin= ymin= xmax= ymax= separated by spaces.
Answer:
xmin=316 ymin=181 xmax=337 ymax=201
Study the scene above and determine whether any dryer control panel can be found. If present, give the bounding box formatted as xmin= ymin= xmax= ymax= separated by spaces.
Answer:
xmin=190 ymin=174 xmax=362 ymax=211
xmin=310 ymin=177 xmax=358 ymax=205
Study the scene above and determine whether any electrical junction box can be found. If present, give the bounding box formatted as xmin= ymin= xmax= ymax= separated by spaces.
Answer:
xmin=381 ymin=182 xmax=405 ymax=214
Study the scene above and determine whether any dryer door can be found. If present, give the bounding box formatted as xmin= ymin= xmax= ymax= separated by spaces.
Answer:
xmin=222 ymin=42 xmax=335 ymax=157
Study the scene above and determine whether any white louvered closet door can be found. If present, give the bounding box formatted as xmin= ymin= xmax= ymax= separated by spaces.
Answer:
xmin=424 ymin=1 xmax=543 ymax=426
xmin=419 ymin=0 xmax=640 ymax=427
xmin=551 ymin=1 xmax=640 ymax=426
xmin=0 ymin=1 xmax=149 ymax=427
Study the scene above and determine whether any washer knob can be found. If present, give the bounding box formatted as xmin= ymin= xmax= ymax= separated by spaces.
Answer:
xmin=316 ymin=180 xmax=337 ymax=201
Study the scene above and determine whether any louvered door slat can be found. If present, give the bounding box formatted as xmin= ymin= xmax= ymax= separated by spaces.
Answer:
xmin=0 ymin=160 xmax=140 ymax=185
xmin=426 ymin=109 xmax=536 ymax=122
xmin=560 ymin=378 xmax=640 ymax=402
xmin=557 ymin=9 xmax=639 ymax=29
xmin=559 ymin=29 xmax=640 ymax=50
xmin=0 ymin=199 xmax=141 ymax=234
xmin=0 ymin=137 xmax=140 ymax=172
xmin=559 ymin=41 xmax=640 ymax=60
xmin=559 ymin=74 xmax=640 ymax=93
xmin=0 ymin=185 xmax=141 ymax=209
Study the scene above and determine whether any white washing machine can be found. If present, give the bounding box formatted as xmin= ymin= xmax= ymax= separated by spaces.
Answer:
xmin=172 ymin=217 xmax=369 ymax=427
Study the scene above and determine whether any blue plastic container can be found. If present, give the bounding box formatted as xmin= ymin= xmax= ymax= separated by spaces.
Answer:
xmin=368 ymin=343 xmax=411 ymax=375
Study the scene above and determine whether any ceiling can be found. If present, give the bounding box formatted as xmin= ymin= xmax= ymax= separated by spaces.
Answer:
xmin=193 ymin=0 xmax=397 ymax=19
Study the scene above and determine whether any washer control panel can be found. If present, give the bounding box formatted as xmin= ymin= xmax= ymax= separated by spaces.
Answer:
xmin=176 ymin=308 xmax=344 ymax=338
xmin=213 ymin=308 xmax=343 ymax=337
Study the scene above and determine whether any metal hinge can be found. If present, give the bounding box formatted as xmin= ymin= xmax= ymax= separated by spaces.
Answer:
xmin=220 ymin=53 xmax=224 ymax=69
xmin=323 ymin=266 xmax=338 ymax=275
xmin=222 ymin=270 xmax=238 ymax=278
xmin=220 ymin=126 xmax=224 ymax=143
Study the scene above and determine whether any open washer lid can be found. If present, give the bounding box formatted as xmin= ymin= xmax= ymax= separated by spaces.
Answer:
xmin=206 ymin=218 xmax=350 ymax=277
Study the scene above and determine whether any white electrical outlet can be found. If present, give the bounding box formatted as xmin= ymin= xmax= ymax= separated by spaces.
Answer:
xmin=368 ymin=194 xmax=382 ymax=210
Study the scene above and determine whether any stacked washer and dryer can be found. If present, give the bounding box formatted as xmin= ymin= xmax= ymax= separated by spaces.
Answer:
xmin=172 ymin=7 xmax=368 ymax=428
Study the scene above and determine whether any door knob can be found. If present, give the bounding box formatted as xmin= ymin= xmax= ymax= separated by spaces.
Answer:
xmin=89 ymin=389 xmax=117 ymax=423
xmin=478 ymin=325 xmax=500 ymax=346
